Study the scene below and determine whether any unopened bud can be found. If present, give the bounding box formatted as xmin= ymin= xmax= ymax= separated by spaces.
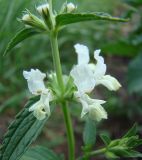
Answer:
xmin=37 ymin=3 xmax=49 ymax=15
xmin=67 ymin=3 xmax=76 ymax=13
xmin=21 ymin=11 xmax=47 ymax=31
xmin=22 ymin=14 xmax=31 ymax=21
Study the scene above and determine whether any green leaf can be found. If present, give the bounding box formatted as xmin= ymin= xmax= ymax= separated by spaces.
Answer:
xmin=20 ymin=146 xmax=62 ymax=160
xmin=0 ymin=96 xmax=48 ymax=160
xmin=125 ymin=0 xmax=142 ymax=7
xmin=56 ymin=12 xmax=128 ymax=27
xmin=123 ymin=123 xmax=137 ymax=138
xmin=127 ymin=53 xmax=142 ymax=94
xmin=109 ymin=149 xmax=142 ymax=158
xmin=102 ymin=40 xmax=139 ymax=57
xmin=100 ymin=134 xmax=111 ymax=146
xmin=126 ymin=150 xmax=142 ymax=158
xmin=83 ymin=118 xmax=96 ymax=148
xmin=4 ymin=28 xmax=40 ymax=55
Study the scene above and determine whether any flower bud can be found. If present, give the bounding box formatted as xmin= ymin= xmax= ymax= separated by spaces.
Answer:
xmin=21 ymin=11 xmax=47 ymax=31
xmin=66 ymin=3 xmax=76 ymax=13
xmin=37 ymin=3 xmax=49 ymax=15
xmin=22 ymin=14 xmax=31 ymax=21
xmin=36 ymin=3 xmax=53 ymax=29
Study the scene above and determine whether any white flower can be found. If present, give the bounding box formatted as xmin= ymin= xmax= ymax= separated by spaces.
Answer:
xmin=22 ymin=14 xmax=31 ymax=21
xmin=75 ymin=92 xmax=107 ymax=121
xmin=70 ymin=44 xmax=121 ymax=121
xmin=23 ymin=69 xmax=46 ymax=95
xmin=74 ymin=44 xmax=90 ymax=65
xmin=29 ymin=90 xmax=53 ymax=120
xmin=92 ymin=49 xmax=121 ymax=91
xmin=70 ymin=44 xmax=121 ymax=92
xmin=70 ymin=44 xmax=95 ymax=94
xmin=23 ymin=69 xmax=53 ymax=120
xmin=37 ymin=3 xmax=49 ymax=15
xmin=70 ymin=65 xmax=95 ymax=94
xmin=67 ymin=3 xmax=76 ymax=13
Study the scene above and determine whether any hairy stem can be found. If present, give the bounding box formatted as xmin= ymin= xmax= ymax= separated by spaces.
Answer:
xmin=50 ymin=31 xmax=64 ymax=92
xmin=62 ymin=102 xmax=75 ymax=160
xmin=50 ymin=31 xmax=75 ymax=159
xmin=50 ymin=32 xmax=75 ymax=159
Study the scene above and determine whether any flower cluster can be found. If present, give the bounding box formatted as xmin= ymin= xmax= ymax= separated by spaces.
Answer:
xmin=70 ymin=44 xmax=121 ymax=121
xmin=23 ymin=44 xmax=121 ymax=122
xmin=23 ymin=69 xmax=53 ymax=120
xmin=22 ymin=2 xmax=76 ymax=30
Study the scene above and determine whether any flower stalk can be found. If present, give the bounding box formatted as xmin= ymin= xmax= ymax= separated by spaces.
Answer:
xmin=62 ymin=102 xmax=75 ymax=160
xmin=80 ymin=148 xmax=106 ymax=160
xmin=50 ymin=31 xmax=64 ymax=93
xmin=50 ymin=30 xmax=75 ymax=160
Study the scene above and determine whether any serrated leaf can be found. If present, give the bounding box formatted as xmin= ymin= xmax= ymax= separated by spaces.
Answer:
xmin=83 ymin=118 xmax=96 ymax=147
xmin=20 ymin=146 xmax=62 ymax=160
xmin=56 ymin=12 xmax=128 ymax=27
xmin=123 ymin=123 xmax=137 ymax=138
xmin=4 ymin=28 xmax=40 ymax=55
xmin=0 ymin=96 xmax=49 ymax=160
xmin=100 ymin=134 xmax=111 ymax=146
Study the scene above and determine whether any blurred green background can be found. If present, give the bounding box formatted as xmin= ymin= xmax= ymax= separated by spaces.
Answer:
xmin=0 ymin=0 xmax=142 ymax=159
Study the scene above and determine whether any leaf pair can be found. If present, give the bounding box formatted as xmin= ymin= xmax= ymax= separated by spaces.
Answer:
xmin=4 ymin=12 xmax=128 ymax=56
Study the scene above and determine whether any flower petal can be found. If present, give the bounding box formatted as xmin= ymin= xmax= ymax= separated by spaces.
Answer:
xmin=74 ymin=92 xmax=90 ymax=118
xmin=74 ymin=44 xmax=90 ymax=65
xmin=82 ymin=93 xmax=106 ymax=105
xmin=75 ymin=92 xmax=106 ymax=120
xmin=89 ymin=104 xmax=107 ymax=121
xmin=70 ymin=64 xmax=95 ymax=93
xmin=29 ymin=100 xmax=42 ymax=112
xmin=37 ymin=3 xmax=49 ymax=14
xmin=80 ymin=99 xmax=89 ymax=118
xmin=29 ymin=100 xmax=46 ymax=120
xmin=94 ymin=49 xmax=104 ymax=63
xmin=93 ymin=50 xmax=106 ymax=79
xmin=33 ymin=109 xmax=46 ymax=120
xmin=96 ymin=75 xmax=121 ymax=91
xmin=23 ymin=69 xmax=46 ymax=80
xmin=41 ymin=91 xmax=53 ymax=117
xmin=23 ymin=69 xmax=46 ymax=95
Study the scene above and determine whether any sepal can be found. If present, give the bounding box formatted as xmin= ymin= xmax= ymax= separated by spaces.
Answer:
xmin=21 ymin=10 xmax=47 ymax=31
xmin=36 ymin=3 xmax=53 ymax=29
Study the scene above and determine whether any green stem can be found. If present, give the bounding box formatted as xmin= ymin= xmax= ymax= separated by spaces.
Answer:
xmin=50 ymin=32 xmax=75 ymax=159
xmin=50 ymin=31 xmax=64 ymax=92
xmin=89 ymin=148 xmax=106 ymax=156
xmin=62 ymin=102 xmax=75 ymax=160
xmin=49 ymin=2 xmax=75 ymax=159
xmin=81 ymin=148 xmax=106 ymax=160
